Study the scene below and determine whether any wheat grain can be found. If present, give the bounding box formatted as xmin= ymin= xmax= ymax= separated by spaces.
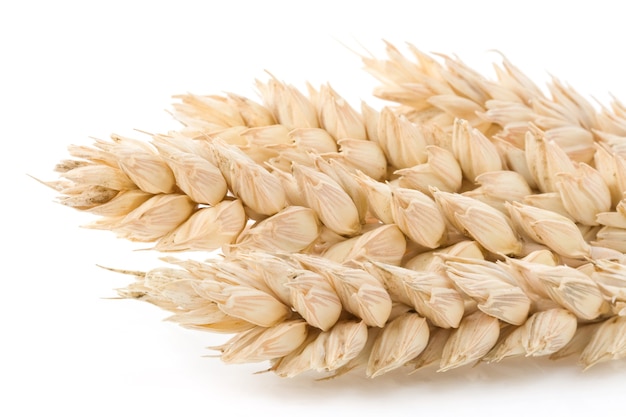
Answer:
xmin=439 ymin=311 xmax=500 ymax=372
xmin=352 ymin=170 xmax=394 ymax=224
xmin=395 ymin=145 xmax=463 ymax=194
xmin=322 ymin=224 xmax=406 ymax=266
xmin=231 ymin=206 xmax=320 ymax=254
xmin=294 ymin=254 xmax=393 ymax=328
xmin=366 ymin=312 xmax=429 ymax=377
xmin=285 ymin=269 xmax=343 ymax=332
xmin=216 ymin=320 xmax=309 ymax=364
xmin=444 ymin=256 xmax=531 ymax=325
xmin=208 ymin=139 xmax=287 ymax=216
xmin=555 ymin=163 xmax=612 ymax=225
xmin=390 ymin=187 xmax=446 ymax=249
xmin=364 ymin=260 xmax=464 ymax=329
xmin=462 ymin=170 xmax=532 ymax=212
xmin=312 ymin=156 xmax=369 ymax=224
xmin=154 ymin=199 xmax=246 ymax=252
xmin=580 ymin=316 xmax=626 ymax=369
xmin=273 ymin=320 xmax=368 ymax=377
xmin=433 ymin=189 xmax=523 ymax=256
xmin=155 ymin=142 xmax=228 ymax=206
xmin=255 ymin=77 xmax=318 ymax=130
xmin=377 ymin=107 xmax=429 ymax=168
xmin=590 ymin=259 xmax=626 ymax=316
xmin=313 ymin=83 xmax=367 ymax=141
xmin=292 ymin=163 xmax=361 ymax=236
xmin=485 ymin=309 xmax=578 ymax=362
xmin=112 ymin=194 xmax=196 ymax=242
xmin=452 ymin=118 xmax=503 ymax=181
xmin=524 ymin=128 xmax=577 ymax=193
xmin=506 ymin=201 xmax=592 ymax=259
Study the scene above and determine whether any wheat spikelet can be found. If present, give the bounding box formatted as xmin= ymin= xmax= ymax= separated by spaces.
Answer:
xmin=43 ymin=42 xmax=626 ymax=378
xmin=443 ymin=255 xmax=531 ymax=325
xmin=395 ymin=145 xmax=463 ymax=194
xmin=484 ymin=308 xmax=578 ymax=362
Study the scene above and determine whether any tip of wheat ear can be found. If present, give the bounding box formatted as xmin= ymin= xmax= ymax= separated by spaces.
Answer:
xmin=47 ymin=42 xmax=626 ymax=378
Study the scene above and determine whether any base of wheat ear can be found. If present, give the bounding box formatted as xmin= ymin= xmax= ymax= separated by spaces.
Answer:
xmin=45 ymin=43 xmax=626 ymax=378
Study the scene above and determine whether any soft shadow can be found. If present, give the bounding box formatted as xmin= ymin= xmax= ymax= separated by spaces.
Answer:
xmin=218 ymin=355 xmax=626 ymax=402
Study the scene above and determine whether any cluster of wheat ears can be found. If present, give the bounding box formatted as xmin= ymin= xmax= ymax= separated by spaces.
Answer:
xmin=44 ymin=43 xmax=626 ymax=378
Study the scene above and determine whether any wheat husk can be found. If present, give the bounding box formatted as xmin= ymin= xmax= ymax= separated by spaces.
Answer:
xmin=439 ymin=311 xmax=500 ymax=372
xmin=444 ymin=256 xmax=531 ymax=325
xmin=366 ymin=312 xmax=429 ymax=377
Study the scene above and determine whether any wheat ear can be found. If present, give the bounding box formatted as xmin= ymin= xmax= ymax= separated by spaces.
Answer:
xmin=45 ymin=44 xmax=626 ymax=377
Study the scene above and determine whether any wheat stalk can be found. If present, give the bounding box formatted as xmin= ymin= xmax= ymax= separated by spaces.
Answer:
xmin=44 ymin=43 xmax=626 ymax=377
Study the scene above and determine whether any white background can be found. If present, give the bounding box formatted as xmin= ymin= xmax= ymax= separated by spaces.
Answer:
xmin=2 ymin=1 xmax=626 ymax=416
